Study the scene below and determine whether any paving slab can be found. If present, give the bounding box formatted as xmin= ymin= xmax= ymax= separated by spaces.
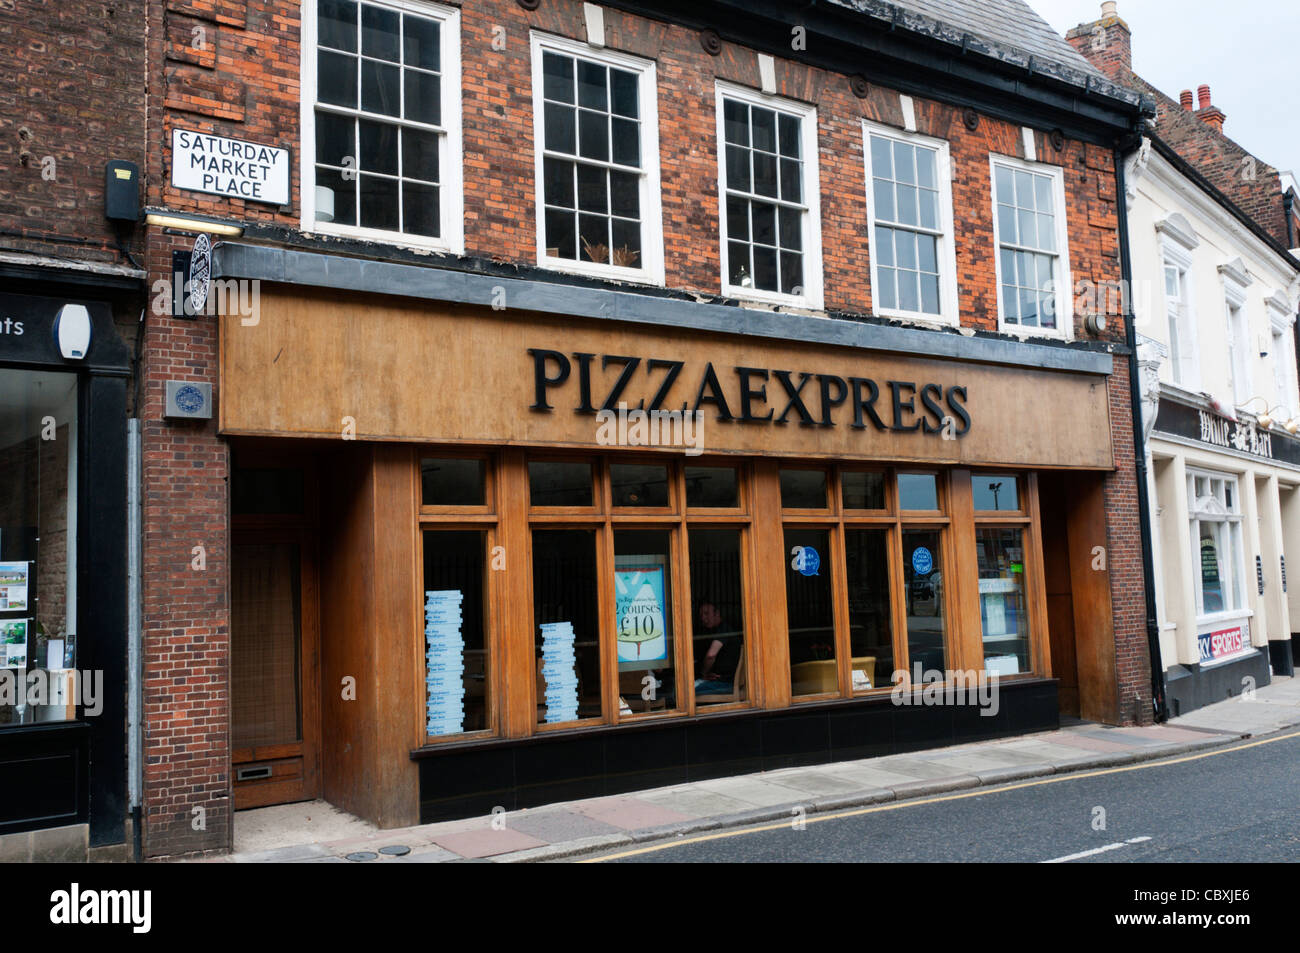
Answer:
xmin=430 ymin=827 xmax=548 ymax=859
xmin=759 ymin=769 xmax=867 ymax=797
xmin=695 ymin=776 xmax=819 ymax=808
xmin=500 ymin=809 xmax=623 ymax=843
xmin=572 ymin=796 xmax=695 ymax=830
xmin=638 ymin=787 xmax=754 ymax=818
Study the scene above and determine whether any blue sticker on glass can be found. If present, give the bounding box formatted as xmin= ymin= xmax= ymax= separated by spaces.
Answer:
xmin=793 ymin=545 xmax=821 ymax=577
xmin=911 ymin=547 xmax=933 ymax=576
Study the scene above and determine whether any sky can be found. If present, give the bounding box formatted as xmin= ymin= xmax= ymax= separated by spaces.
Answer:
xmin=1027 ymin=0 xmax=1300 ymax=174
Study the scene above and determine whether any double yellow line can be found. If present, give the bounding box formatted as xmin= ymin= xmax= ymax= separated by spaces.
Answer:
xmin=580 ymin=729 xmax=1300 ymax=862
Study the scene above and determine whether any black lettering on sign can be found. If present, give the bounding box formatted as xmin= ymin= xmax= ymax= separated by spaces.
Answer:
xmin=888 ymin=381 xmax=920 ymax=433
xmin=600 ymin=355 xmax=641 ymax=411
xmin=694 ymin=362 xmax=735 ymax=421
xmin=735 ymin=367 xmax=774 ymax=422
xmin=646 ymin=359 xmax=684 ymax=411
xmin=818 ymin=375 xmax=847 ymax=427
xmin=773 ymin=371 xmax=817 ymax=426
xmin=529 ymin=348 xmax=570 ymax=410
xmin=849 ymin=377 xmax=887 ymax=431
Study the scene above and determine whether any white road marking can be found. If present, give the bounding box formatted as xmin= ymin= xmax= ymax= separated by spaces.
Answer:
xmin=1041 ymin=836 xmax=1152 ymax=864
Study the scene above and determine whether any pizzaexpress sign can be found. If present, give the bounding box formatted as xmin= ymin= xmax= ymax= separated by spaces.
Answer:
xmin=528 ymin=348 xmax=971 ymax=435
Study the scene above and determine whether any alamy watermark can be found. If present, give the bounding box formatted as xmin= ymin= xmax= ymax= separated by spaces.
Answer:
xmin=890 ymin=664 xmax=1000 ymax=717
xmin=595 ymin=401 xmax=705 ymax=456
xmin=0 ymin=668 xmax=103 ymax=716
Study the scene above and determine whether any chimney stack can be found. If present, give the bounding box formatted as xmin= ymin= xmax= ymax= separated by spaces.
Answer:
xmin=1180 ymin=89 xmax=1193 ymax=110
xmin=1065 ymin=2 xmax=1133 ymax=81
xmin=1195 ymin=84 xmax=1226 ymax=133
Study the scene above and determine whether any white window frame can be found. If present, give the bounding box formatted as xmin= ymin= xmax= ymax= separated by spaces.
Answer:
xmin=1157 ymin=224 xmax=1200 ymax=391
xmin=1268 ymin=294 xmax=1296 ymax=419
xmin=862 ymin=121 xmax=958 ymax=325
xmin=530 ymin=31 xmax=664 ymax=286
xmin=1187 ymin=468 xmax=1250 ymax=629
xmin=1220 ymin=262 xmax=1254 ymax=410
xmin=300 ymin=0 xmax=464 ymax=254
xmin=714 ymin=80 xmax=823 ymax=310
xmin=989 ymin=154 xmax=1073 ymax=340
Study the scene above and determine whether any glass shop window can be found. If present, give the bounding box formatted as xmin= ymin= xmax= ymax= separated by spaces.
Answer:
xmin=786 ymin=527 xmax=836 ymax=695
xmin=614 ymin=529 xmax=677 ymax=714
xmin=976 ymin=528 xmax=1030 ymax=676
xmin=1188 ymin=471 xmax=1246 ymax=619
xmin=689 ymin=528 xmax=747 ymax=706
xmin=533 ymin=529 xmax=601 ymax=723
xmin=898 ymin=472 xmax=939 ymax=511
xmin=610 ymin=463 xmax=670 ymax=508
xmin=972 ymin=474 xmax=1019 ymax=513
xmin=528 ymin=460 xmax=594 ymax=507
xmin=0 ymin=370 xmax=79 ymax=727
xmin=901 ymin=529 xmax=946 ymax=675
xmin=780 ymin=468 xmax=828 ymax=509
xmin=845 ymin=528 xmax=893 ymax=691
xmin=420 ymin=457 xmax=485 ymax=507
xmin=842 ymin=470 xmax=887 ymax=511
xmin=685 ymin=466 xmax=739 ymax=508
xmin=422 ymin=531 xmax=489 ymax=736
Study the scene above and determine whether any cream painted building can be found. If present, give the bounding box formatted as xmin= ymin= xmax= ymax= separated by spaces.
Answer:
xmin=1126 ymin=137 xmax=1300 ymax=715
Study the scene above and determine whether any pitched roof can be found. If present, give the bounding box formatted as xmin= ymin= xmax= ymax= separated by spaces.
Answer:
xmin=825 ymin=0 xmax=1142 ymax=106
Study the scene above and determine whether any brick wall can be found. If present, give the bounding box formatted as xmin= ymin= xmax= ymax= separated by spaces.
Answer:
xmin=0 ymin=0 xmax=146 ymax=263
xmin=138 ymin=0 xmax=1147 ymax=854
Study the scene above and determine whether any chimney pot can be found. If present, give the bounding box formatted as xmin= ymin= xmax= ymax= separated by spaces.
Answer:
xmin=1101 ymin=1 xmax=1117 ymax=17
xmin=1180 ymin=89 xmax=1193 ymax=110
xmin=1198 ymin=84 xmax=1212 ymax=109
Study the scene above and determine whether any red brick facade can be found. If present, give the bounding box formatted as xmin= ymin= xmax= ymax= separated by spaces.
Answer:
xmin=137 ymin=0 xmax=1151 ymax=857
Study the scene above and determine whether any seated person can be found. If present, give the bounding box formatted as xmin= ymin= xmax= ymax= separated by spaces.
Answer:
xmin=693 ymin=601 xmax=741 ymax=695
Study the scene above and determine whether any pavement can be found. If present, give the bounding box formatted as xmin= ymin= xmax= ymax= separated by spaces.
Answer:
xmin=209 ymin=674 xmax=1300 ymax=864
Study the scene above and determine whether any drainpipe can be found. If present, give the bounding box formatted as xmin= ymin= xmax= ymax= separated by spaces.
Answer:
xmin=1116 ymin=140 xmax=1169 ymax=723
xmin=127 ymin=418 xmax=143 ymax=861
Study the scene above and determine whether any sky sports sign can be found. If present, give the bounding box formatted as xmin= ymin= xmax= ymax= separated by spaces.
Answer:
xmin=171 ymin=129 xmax=290 ymax=205
xmin=1198 ymin=624 xmax=1250 ymax=664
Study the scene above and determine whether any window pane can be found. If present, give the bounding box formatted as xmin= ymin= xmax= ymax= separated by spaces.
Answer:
xmin=780 ymin=158 xmax=802 ymax=203
xmin=610 ymin=69 xmax=638 ymax=117
xmin=1199 ymin=523 xmax=1225 ymax=613
xmin=315 ymin=165 xmax=356 ymax=225
xmin=916 ymin=147 xmax=936 ymax=188
xmin=315 ymin=112 xmax=354 ymax=167
xmin=786 ymin=528 xmax=836 ymax=696
xmin=0 ymin=371 xmax=78 ymax=726
xmin=977 ymin=529 xmax=1029 ymax=675
xmin=359 ymin=119 xmax=397 ymax=174
xmin=917 ymin=233 xmax=938 ymax=273
xmin=403 ymin=14 xmax=441 ymax=70
xmin=404 ymin=70 xmax=441 ymax=125
xmin=361 ymin=59 xmax=400 ymax=116
xmin=994 ymin=164 xmax=1014 ymax=204
xmin=726 ymin=197 xmax=749 ymax=241
xmin=420 ymin=458 xmax=484 ymax=506
xmin=359 ymin=173 xmax=398 ymax=231
xmin=528 ymin=461 xmax=593 ymax=506
xmin=753 ymin=151 xmax=778 ymax=198
xmin=579 ymin=212 xmax=609 ymax=262
xmin=876 ymin=267 xmax=897 ymax=310
xmin=898 ymin=473 xmax=938 ymax=510
xmin=424 ymin=532 xmax=488 ymax=735
xmin=691 ymin=529 xmax=747 ymax=705
xmin=972 ymin=475 xmax=1018 ymax=512
xmin=997 ymin=203 xmax=1017 ymax=244
xmin=578 ymin=110 xmax=609 ymax=161
xmin=873 ymin=178 xmax=895 ymax=222
xmin=615 ymin=530 xmax=677 ymax=713
xmin=610 ymin=218 xmax=641 ymax=267
xmin=870 ymin=135 xmax=892 ymax=179
xmin=685 ymin=466 xmax=739 ymax=507
xmin=320 ymin=0 xmax=357 ymax=52
xmin=726 ymin=144 xmax=751 ymax=193
xmin=577 ymin=163 xmax=607 ymax=213
xmin=919 ymin=274 xmax=940 ymax=314
xmin=611 ymin=463 xmax=670 ymax=507
xmin=1034 ymin=174 xmax=1053 ymax=211
xmin=577 ymin=59 xmax=607 ymax=110
xmin=876 ymin=226 xmax=895 ymax=266
xmin=842 ymin=471 xmax=886 ymax=510
xmin=533 ymin=530 xmax=601 ymax=723
xmin=780 ymin=469 xmax=826 ymax=508
xmin=544 ymin=208 xmax=577 ymax=259
xmin=727 ymin=240 xmax=751 ymax=286
xmin=896 ymin=184 xmax=918 ymax=226
xmin=902 ymin=529 xmax=946 ymax=674
xmin=402 ymin=128 xmax=440 ymax=182
xmin=778 ymin=113 xmax=800 ymax=157
xmin=318 ymin=50 xmax=358 ymax=107
xmin=780 ymin=252 xmax=803 ymax=295
xmin=544 ymin=102 xmax=576 ymax=154
xmin=543 ymin=52 xmax=574 ymax=103
xmin=723 ymin=100 xmax=748 ymax=145
xmin=846 ymin=529 xmax=893 ymax=691
xmin=752 ymin=107 xmax=776 ymax=152
xmin=611 ymin=117 xmax=639 ymax=167
xmin=403 ymin=183 xmax=440 ymax=235
xmin=361 ymin=5 xmax=399 ymax=60
xmin=752 ymin=202 xmax=775 ymax=246
xmin=609 ymin=170 xmax=639 ymax=218
xmin=753 ymin=245 xmax=778 ymax=291
xmin=898 ymin=269 xmax=919 ymax=312
xmin=893 ymin=141 xmax=915 ymax=184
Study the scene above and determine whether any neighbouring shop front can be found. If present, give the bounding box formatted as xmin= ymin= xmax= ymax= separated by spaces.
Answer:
xmin=1149 ymin=395 xmax=1300 ymax=715
xmin=0 ymin=289 xmax=130 ymax=852
xmin=212 ymin=245 xmax=1130 ymax=827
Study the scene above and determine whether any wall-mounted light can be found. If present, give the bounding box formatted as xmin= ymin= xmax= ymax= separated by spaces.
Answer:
xmin=1084 ymin=312 xmax=1107 ymax=336
xmin=144 ymin=211 xmax=244 ymax=236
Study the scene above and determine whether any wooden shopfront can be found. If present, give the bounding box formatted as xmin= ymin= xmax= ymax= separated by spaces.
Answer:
xmin=217 ymin=273 xmax=1122 ymax=827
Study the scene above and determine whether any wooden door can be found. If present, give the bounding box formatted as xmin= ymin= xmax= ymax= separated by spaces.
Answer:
xmin=230 ymin=527 xmax=322 ymax=809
